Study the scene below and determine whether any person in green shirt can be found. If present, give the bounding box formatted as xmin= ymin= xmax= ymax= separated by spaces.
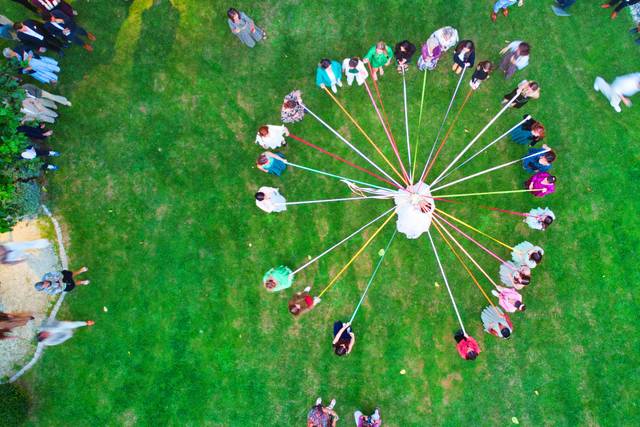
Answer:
xmin=363 ymin=41 xmax=394 ymax=81
xmin=263 ymin=265 xmax=294 ymax=292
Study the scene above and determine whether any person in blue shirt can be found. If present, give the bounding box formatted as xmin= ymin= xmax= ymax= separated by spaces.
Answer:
xmin=316 ymin=58 xmax=342 ymax=93
xmin=523 ymin=144 xmax=556 ymax=173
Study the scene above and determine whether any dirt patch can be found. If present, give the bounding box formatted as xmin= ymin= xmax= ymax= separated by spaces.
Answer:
xmin=0 ymin=219 xmax=60 ymax=379
xmin=440 ymin=371 xmax=462 ymax=390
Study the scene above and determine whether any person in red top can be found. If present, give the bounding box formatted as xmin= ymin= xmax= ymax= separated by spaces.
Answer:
xmin=454 ymin=330 xmax=481 ymax=360
xmin=288 ymin=287 xmax=319 ymax=316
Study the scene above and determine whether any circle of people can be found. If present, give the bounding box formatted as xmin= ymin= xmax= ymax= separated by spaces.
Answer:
xmin=238 ymin=22 xmax=561 ymax=371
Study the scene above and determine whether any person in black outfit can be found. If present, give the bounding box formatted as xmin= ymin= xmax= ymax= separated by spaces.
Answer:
xmin=452 ymin=40 xmax=475 ymax=74
xmin=44 ymin=10 xmax=95 ymax=51
xmin=17 ymin=123 xmax=53 ymax=141
xmin=13 ymin=20 xmax=63 ymax=54
xmin=394 ymin=40 xmax=416 ymax=73
xmin=601 ymin=0 xmax=640 ymax=19
xmin=470 ymin=61 xmax=493 ymax=90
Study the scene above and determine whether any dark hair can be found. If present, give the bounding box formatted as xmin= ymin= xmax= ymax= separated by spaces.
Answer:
xmin=501 ymin=328 xmax=511 ymax=338
xmin=12 ymin=22 xmax=22 ymax=31
xmin=544 ymin=151 xmax=556 ymax=163
xmin=547 ymin=175 xmax=556 ymax=183
xmin=467 ymin=350 xmax=478 ymax=360
xmin=519 ymin=276 xmax=530 ymax=286
xmin=456 ymin=40 xmax=474 ymax=52
xmin=227 ymin=8 xmax=239 ymax=19
xmin=320 ymin=59 xmax=331 ymax=68
xmin=289 ymin=305 xmax=301 ymax=315
xmin=335 ymin=344 xmax=348 ymax=356
xmin=543 ymin=216 xmax=554 ymax=226
xmin=531 ymin=123 xmax=545 ymax=141
xmin=255 ymin=192 xmax=265 ymax=201
xmin=518 ymin=42 xmax=530 ymax=56
xmin=283 ymin=100 xmax=297 ymax=109
xmin=528 ymin=81 xmax=539 ymax=91
xmin=397 ymin=40 xmax=412 ymax=51
xmin=531 ymin=251 xmax=543 ymax=263
xmin=516 ymin=301 xmax=526 ymax=311
xmin=257 ymin=154 xmax=268 ymax=165
xmin=349 ymin=57 xmax=359 ymax=68
xmin=258 ymin=126 xmax=269 ymax=136
xmin=478 ymin=60 xmax=493 ymax=72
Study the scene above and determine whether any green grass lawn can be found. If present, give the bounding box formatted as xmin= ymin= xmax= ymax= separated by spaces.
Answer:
xmin=2 ymin=0 xmax=640 ymax=425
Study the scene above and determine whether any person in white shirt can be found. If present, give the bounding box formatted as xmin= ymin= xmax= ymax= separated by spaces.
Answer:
xmin=255 ymin=187 xmax=287 ymax=213
xmin=20 ymin=145 xmax=60 ymax=170
xmin=255 ymin=125 xmax=289 ymax=150
xmin=525 ymin=207 xmax=555 ymax=230
xmin=594 ymin=72 xmax=640 ymax=112
xmin=38 ymin=319 xmax=94 ymax=346
xmin=342 ymin=57 xmax=368 ymax=86
xmin=499 ymin=41 xmax=530 ymax=79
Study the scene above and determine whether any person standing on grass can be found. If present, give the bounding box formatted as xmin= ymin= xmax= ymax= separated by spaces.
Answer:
xmin=481 ymin=306 xmax=513 ymax=339
xmin=255 ymin=186 xmax=286 ymax=213
xmin=354 ymin=408 xmax=382 ymax=426
xmin=13 ymin=21 xmax=63 ymax=55
xmin=29 ymin=0 xmax=77 ymax=17
xmin=288 ymin=286 xmax=320 ymax=316
xmin=523 ymin=145 xmax=556 ymax=173
xmin=280 ymin=90 xmax=305 ymax=123
xmin=394 ymin=40 xmax=416 ymax=73
xmin=38 ymin=319 xmax=94 ymax=346
xmin=454 ymin=330 xmax=481 ymax=361
xmin=491 ymin=0 xmax=525 ymax=22
xmin=227 ymin=8 xmax=265 ymax=48
xmin=363 ymin=41 xmax=394 ymax=81
xmin=342 ymin=57 xmax=368 ymax=86
xmin=262 ymin=265 xmax=293 ymax=292
xmin=20 ymin=144 xmax=60 ymax=171
xmin=470 ymin=61 xmax=493 ymax=90
xmin=525 ymin=207 xmax=555 ymax=231
xmin=499 ymin=262 xmax=531 ymax=290
xmin=492 ymin=286 xmax=526 ymax=313
xmin=23 ymin=83 xmax=71 ymax=107
xmin=417 ymin=26 xmax=459 ymax=71
xmin=44 ymin=10 xmax=96 ymax=52
xmin=34 ymin=266 xmax=90 ymax=295
xmin=256 ymin=151 xmax=287 ymax=176
xmin=332 ymin=320 xmax=355 ymax=356
xmin=451 ymin=40 xmax=475 ymax=74
xmin=503 ymin=80 xmax=540 ymax=109
xmin=307 ymin=398 xmax=338 ymax=427
xmin=4 ymin=46 xmax=60 ymax=86
xmin=601 ymin=0 xmax=640 ymax=19
xmin=499 ymin=41 xmax=530 ymax=79
xmin=512 ymin=241 xmax=544 ymax=269
xmin=17 ymin=122 xmax=53 ymax=142
xmin=594 ymin=73 xmax=640 ymax=112
xmin=255 ymin=124 xmax=289 ymax=149
xmin=552 ymin=0 xmax=577 ymax=16
xmin=316 ymin=58 xmax=343 ymax=93
xmin=510 ymin=116 xmax=545 ymax=146
xmin=525 ymin=172 xmax=556 ymax=197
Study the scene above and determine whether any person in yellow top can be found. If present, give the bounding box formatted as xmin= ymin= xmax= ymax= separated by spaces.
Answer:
xmin=363 ymin=41 xmax=394 ymax=81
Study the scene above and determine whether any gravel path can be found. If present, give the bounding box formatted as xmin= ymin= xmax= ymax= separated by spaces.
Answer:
xmin=0 ymin=219 xmax=60 ymax=380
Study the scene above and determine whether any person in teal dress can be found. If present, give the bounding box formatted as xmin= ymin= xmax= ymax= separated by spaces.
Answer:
xmin=523 ymin=144 xmax=555 ymax=173
xmin=510 ymin=115 xmax=545 ymax=146
xmin=263 ymin=265 xmax=294 ymax=292
xmin=316 ymin=58 xmax=343 ymax=93
xmin=256 ymin=151 xmax=287 ymax=176
xmin=363 ymin=41 xmax=394 ymax=81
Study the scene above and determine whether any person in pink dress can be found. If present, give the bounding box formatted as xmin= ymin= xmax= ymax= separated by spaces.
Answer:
xmin=525 ymin=172 xmax=556 ymax=197
xmin=491 ymin=286 xmax=526 ymax=313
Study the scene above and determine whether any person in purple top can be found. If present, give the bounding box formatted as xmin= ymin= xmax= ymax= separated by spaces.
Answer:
xmin=525 ymin=172 xmax=556 ymax=197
